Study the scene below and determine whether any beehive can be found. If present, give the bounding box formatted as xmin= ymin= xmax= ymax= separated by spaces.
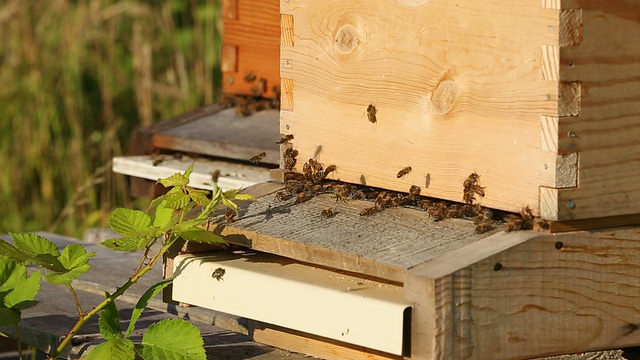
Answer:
xmin=280 ymin=1 xmax=640 ymax=222
xmin=221 ymin=0 xmax=280 ymax=98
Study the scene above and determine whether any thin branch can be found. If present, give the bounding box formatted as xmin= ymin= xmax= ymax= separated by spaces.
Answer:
xmin=66 ymin=284 xmax=84 ymax=318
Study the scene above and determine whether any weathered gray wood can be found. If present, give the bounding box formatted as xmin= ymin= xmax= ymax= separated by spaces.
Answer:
xmin=154 ymin=108 xmax=281 ymax=165
xmin=216 ymin=184 xmax=498 ymax=283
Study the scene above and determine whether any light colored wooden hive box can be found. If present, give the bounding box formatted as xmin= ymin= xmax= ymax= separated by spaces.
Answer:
xmin=279 ymin=0 xmax=640 ymax=222
xmin=221 ymin=0 xmax=280 ymax=98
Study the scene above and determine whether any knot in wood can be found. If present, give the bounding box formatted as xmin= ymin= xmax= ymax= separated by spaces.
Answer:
xmin=431 ymin=79 xmax=457 ymax=116
xmin=334 ymin=24 xmax=359 ymax=54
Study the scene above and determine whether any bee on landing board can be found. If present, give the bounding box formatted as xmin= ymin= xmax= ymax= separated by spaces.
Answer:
xmin=211 ymin=267 xmax=225 ymax=281
xmin=244 ymin=72 xmax=257 ymax=83
xmin=366 ymin=104 xmax=377 ymax=123
xmin=397 ymin=166 xmax=412 ymax=178
xmin=320 ymin=207 xmax=337 ymax=219
xmin=250 ymin=152 xmax=266 ymax=163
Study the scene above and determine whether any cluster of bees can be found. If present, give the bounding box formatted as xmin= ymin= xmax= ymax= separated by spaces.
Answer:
xmin=219 ymin=71 xmax=280 ymax=116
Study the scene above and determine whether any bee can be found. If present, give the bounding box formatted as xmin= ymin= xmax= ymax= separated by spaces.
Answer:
xmin=210 ymin=169 xmax=221 ymax=183
xmin=407 ymin=185 xmax=421 ymax=203
xmin=303 ymin=162 xmax=313 ymax=180
xmin=445 ymin=205 xmax=465 ymax=218
xmin=284 ymin=156 xmax=297 ymax=171
xmin=275 ymin=191 xmax=288 ymax=201
xmin=351 ymin=189 xmax=366 ymax=200
xmin=211 ymin=267 xmax=225 ymax=281
xmin=463 ymin=172 xmax=484 ymax=204
xmin=152 ymin=157 xmax=165 ymax=166
xmin=503 ymin=214 xmax=523 ymax=233
xmin=360 ymin=206 xmax=379 ymax=216
xmin=244 ymin=72 xmax=257 ymax=83
xmin=332 ymin=184 xmax=349 ymax=202
xmin=225 ymin=208 xmax=236 ymax=223
xmin=397 ymin=166 xmax=412 ymax=178
xmin=250 ymin=152 xmax=266 ymax=163
xmin=366 ymin=104 xmax=377 ymax=123
xmin=285 ymin=180 xmax=304 ymax=194
xmin=519 ymin=206 xmax=534 ymax=230
xmin=277 ymin=134 xmax=295 ymax=144
xmin=535 ymin=218 xmax=550 ymax=231
xmin=258 ymin=78 xmax=268 ymax=94
xmin=251 ymin=86 xmax=261 ymax=97
xmin=320 ymin=207 xmax=337 ymax=219
xmin=308 ymin=184 xmax=324 ymax=196
xmin=294 ymin=192 xmax=310 ymax=204
xmin=317 ymin=164 xmax=337 ymax=180
xmin=359 ymin=174 xmax=367 ymax=185
xmin=427 ymin=202 xmax=448 ymax=221
xmin=283 ymin=148 xmax=299 ymax=158
xmin=475 ymin=220 xmax=494 ymax=234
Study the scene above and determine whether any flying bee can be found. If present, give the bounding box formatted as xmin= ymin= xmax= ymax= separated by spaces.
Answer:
xmin=250 ymin=152 xmax=266 ymax=163
xmin=397 ymin=166 xmax=412 ymax=178
xmin=360 ymin=206 xmax=379 ymax=216
xmin=475 ymin=220 xmax=494 ymax=234
xmin=366 ymin=104 xmax=377 ymax=123
xmin=211 ymin=267 xmax=225 ymax=281
xmin=244 ymin=72 xmax=257 ymax=83
xmin=225 ymin=208 xmax=236 ymax=223
xmin=210 ymin=169 xmax=221 ymax=183
xmin=258 ymin=78 xmax=268 ymax=94
xmin=320 ymin=207 xmax=337 ymax=219
xmin=277 ymin=134 xmax=295 ymax=144
xmin=359 ymin=174 xmax=367 ymax=185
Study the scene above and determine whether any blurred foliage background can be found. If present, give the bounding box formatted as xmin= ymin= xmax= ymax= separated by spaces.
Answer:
xmin=0 ymin=0 xmax=222 ymax=237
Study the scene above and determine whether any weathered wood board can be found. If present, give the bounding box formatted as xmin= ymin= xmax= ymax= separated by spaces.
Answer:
xmin=280 ymin=0 xmax=640 ymax=223
xmin=222 ymin=0 xmax=280 ymax=98
xmin=406 ymin=226 xmax=640 ymax=359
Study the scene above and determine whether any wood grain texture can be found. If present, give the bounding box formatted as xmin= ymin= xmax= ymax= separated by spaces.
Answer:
xmin=222 ymin=0 xmax=280 ymax=98
xmin=153 ymin=107 xmax=281 ymax=164
xmin=218 ymin=188 xmax=497 ymax=284
xmin=281 ymin=0 xmax=560 ymax=218
xmin=406 ymin=227 xmax=640 ymax=359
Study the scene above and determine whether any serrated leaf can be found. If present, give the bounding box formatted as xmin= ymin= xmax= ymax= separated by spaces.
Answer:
xmin=0 ymin=308 xmax=21 ymax=326
xmin=9 ymin=233 xmax=64 ymax=271
xmin=99 ymin=293 xmax=123 ymax=340
xmin=153 ymin=201 xmax=173 ymax=228
xmin=85 ymin=338 xmax=135 ymax=360
xmin=44 ymin=264 xmax=90 ymax=285
xmin=0 ymin=239 xmax=31 ymax=263
xmin=101 ymin=238 xmax=141 ymax=252
xmin=223 ymin=189 xmax=241 ymax=198
xmin=157 ymin=172 xmax=189 ymax=188
xmin=59 ymin=244 xmax=95 ymax=270
xmin=125 ymin=278 xmax=173 ymax=338
xmin=0 ymin=256 xmax=41 ymax=312
xmin=179 ymin=230 xmax=226 ymax=244
xmin=136 ymin=237 xmax=154 ymax=251
xmin=109 ymin=209 xmax=153 ymax=236
xmin=183 ymin=163 xmax=195 ymax=179
xmin=233 ymin=193 xmax=257 ymax=202
xmin=162 ymin=190 xmax=192 ymax=210
xmin=138 ymin=319 xmax=206 ymax=360
xmin=172 ymin=219 xmax=206 ymax=233
xmin=188 ymin=188 xmax=211 ymax=207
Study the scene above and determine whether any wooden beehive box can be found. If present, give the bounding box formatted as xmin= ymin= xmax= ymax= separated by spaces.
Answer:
xmin=222 ymin=0 xmax=280 ymax=98
xmin=279 ymin=1 xmax=640 ymax=223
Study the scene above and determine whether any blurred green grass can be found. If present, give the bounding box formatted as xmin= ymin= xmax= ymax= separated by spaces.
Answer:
xmin=0 ymin=0 xmax=222 ymax=237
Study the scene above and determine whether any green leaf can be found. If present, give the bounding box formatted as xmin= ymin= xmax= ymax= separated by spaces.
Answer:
xmin=188 ymin=188 xmax=211 ymax=207
xmin=0 ymin=256 xmax=40 ymax=317
xmin=233 ymin=193 xmax=257 ymax=202
xmin=179 ymin=230 xmax=226 ymax=244
xmin=59 ymin=244 xmax=95 ymax=271
xmin=99 ymin=293 xmax=123 ymax=341
xmin=125 ymin=278 xmax=174 ymax=338
xmin=223 ymin=189 xmax=241 ymax=198
xmin=85 ymin=338 xmax=135 ymax=360
xmin=0 ymin=308 xmax=21 ymax=326
xmin=9 ymin=233 xmax=64 ymax=271
xmin=153 ymin=201 xmax=173 ymax=228
xmin=137 ymin=319 xmax=206 ymax=360
xmin=162 ymin=188 xmax=192 ymax=210
xmin=157 ymin=169 xmax=190 ymax=188
xmin=44 ymin=264 xmax=90 ymax=285
xmin=136 ymin=237 xmax=155 ymax=251
xmin=0 ymin=239 xmax=31 ymax=263
xmin=101 ymin=238 xmax=141 ymax=252
xmin=108 ymin=208 xmax=153 ymax=236
xmin=172 ymin=219 xmax=206 ymax=234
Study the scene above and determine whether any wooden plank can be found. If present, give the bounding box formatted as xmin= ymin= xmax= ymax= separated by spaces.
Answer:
xmin=280 ymin=0 xmax=560 ymax=218
xmin=249 ymin=321 xmax=404 ymax=360
xmin=406 ymin=226 xmax=640 ymax=359
xmin=112 ymin=155 xmax=271 ymax=191
xmin=222 ymin=0 xmax=280 ymax=98
xmin=153 ymin=107 xmax=280 ymax=165
xmin=216 ymin=187 xmax=498 ymax=284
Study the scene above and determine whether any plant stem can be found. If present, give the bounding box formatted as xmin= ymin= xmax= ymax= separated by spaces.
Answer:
xmin=50 ymin=236 xmax=179 ymax=358
xmin=66 ymin=284 xmax=84 ymax=318
xmin=13 ymin=323 xmax=22 ymax=360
